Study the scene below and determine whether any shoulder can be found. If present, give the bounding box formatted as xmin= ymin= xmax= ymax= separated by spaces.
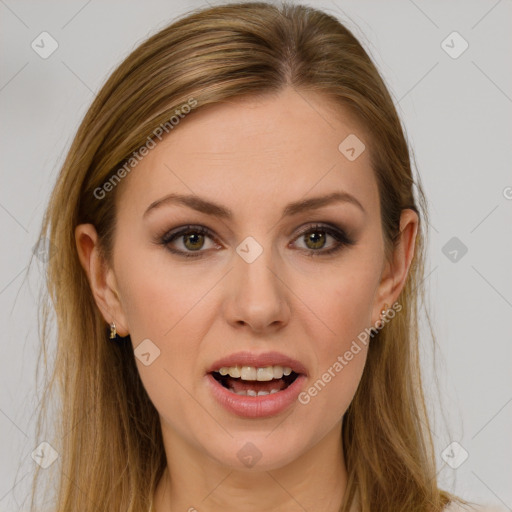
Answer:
xmin=444 ymin=502 xmax=508 ymax=512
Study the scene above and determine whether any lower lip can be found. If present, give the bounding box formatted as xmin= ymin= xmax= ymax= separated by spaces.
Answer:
xmin=206 ymin=373 xmax=306 ymax=419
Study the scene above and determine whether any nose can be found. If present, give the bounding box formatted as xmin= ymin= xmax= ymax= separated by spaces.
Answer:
xmin=223 ymin=244 xmax=291 ymax=333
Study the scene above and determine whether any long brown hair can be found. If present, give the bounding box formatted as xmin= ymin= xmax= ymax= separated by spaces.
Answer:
xmin=32 ymin=2 xmax=455 ymax=510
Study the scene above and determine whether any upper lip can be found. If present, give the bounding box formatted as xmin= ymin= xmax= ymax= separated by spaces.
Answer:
xmin=208 ymin=351 xmax=308 ymax=376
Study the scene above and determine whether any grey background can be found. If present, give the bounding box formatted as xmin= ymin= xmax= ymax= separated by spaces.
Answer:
xmin=1 ymin=0 xmax=511 ymax=510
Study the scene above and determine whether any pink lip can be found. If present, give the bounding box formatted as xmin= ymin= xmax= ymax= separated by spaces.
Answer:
xmin=206 ymin=351 xmax=308 ymax=419
xmin=206 ymin=373 xmax=307 ymax=418
xmin=207 ymin=351 xmax=308 ymax=375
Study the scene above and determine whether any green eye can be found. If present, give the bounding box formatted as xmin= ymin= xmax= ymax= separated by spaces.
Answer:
xmin=292 ymin=224 xmax=354 ymax=257
xmin=182 ymin=231 xmax=206 ymax=251
xmin=159 ymin=223 xmax=354 ymax=259
xmin=303 ymin=230 xmax=327 ymax=250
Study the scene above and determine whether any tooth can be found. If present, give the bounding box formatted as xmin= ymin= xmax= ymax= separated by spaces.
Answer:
xmin=227 ymin=366 xmax=241 ymax=378
xmin=257 ymin=390 xmax=269 ymax=396
xmin=270 ymin=389 xmax=279 ymax=394
xmin=221 ymin=364 xmax=295 ymax=380
xmin=241 ymin=366 xmax=257 ymax=380
xmin=256 ymin=367 xmax=274 ymax=381
xmin=235 ymin=389 xmax=247 ymax=396
xmin=246 ymin=389 xmax=257 ymax=396
xmin=273 ymin=366 xmax=284 ymax=379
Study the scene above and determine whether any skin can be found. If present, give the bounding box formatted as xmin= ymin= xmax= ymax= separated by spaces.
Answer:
xmin=76 ymin=86 xmax=418 ymax=511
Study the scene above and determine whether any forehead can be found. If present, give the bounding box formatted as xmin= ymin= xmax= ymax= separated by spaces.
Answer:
xmin=116 ymin=87 xmax=379 ymax=222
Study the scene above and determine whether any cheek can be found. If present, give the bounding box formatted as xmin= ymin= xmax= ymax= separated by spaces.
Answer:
xmin=113 ymin=247 xmax=205 ymax=391
xmin=115 ymin=256 xmax=213 ymax=436
xmin=115 ymin=241 xmax=205 ymax=340
xmin=306 ymin=257 xmax=381 ymax=347
xmin=296 ymin=340 xmax=368 ymax=454
xmin=295 ymin=253 xmax=379 ymax=416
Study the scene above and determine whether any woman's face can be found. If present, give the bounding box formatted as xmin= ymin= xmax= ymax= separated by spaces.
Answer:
xmin=85 ymin=87 xmax=413 ymax=471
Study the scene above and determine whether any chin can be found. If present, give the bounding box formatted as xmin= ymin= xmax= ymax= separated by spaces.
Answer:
xmin=198 ymin=428 xmax=313 ymax=472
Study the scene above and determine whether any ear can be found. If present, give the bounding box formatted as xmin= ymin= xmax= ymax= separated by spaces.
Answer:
xmin=75 ymin=223 xmax=129 ymax=336
xmin=371 ymin=208 xmax=419 ymax=324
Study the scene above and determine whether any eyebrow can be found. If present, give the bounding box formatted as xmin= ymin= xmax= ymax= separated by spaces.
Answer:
xmin=143 ymin=191 xmax=366 ymax=220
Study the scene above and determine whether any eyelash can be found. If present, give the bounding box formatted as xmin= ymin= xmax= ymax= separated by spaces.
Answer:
xmin=157 ymin=223 xmax=355 ymax=259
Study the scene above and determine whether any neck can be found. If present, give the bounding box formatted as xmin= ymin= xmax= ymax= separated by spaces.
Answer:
xmin=153 ymin=422 xmax=347 ymax=512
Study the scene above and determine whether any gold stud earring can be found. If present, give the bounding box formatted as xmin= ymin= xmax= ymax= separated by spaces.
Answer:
xmin=109 ymin=321 xmax=117 ymax=339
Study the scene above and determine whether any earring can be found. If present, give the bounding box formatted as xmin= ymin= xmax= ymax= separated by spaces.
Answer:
xmin=380 ymin=303 xmax=389 ymax=320
xmin=109 ymin=321 xmax=117 ymax=339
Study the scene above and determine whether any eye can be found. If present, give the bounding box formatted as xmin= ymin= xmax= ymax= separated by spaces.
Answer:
xmin=157 ymin=222 xmax=354 ymax=259
xmin=291 ymin=223 xmax=354 ymax=257
xmin=159 ymin=225 xmax=220 ymax=258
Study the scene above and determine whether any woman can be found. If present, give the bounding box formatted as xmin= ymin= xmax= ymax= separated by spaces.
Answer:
xmin=32 ymin=2 xmax=494 ymax=511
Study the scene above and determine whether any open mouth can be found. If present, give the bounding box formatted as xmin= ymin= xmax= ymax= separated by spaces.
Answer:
xmin=210 ymin=366 xmax=300 ymax=396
